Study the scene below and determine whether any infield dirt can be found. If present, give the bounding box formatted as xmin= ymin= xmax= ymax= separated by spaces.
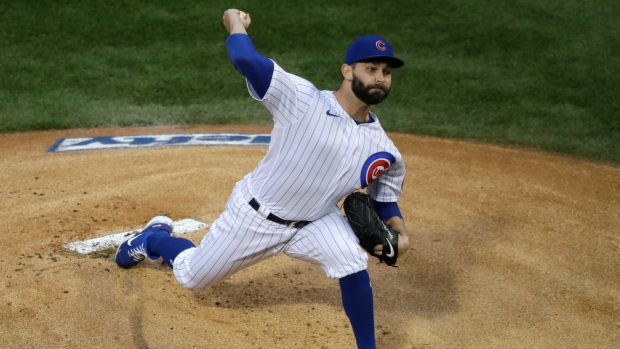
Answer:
xmin=1 ymin=125 xmax=618 ymax=348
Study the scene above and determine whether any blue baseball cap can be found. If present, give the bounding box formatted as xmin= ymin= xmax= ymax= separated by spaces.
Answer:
xmin=344 ymin=35 xmax=404 ymax=68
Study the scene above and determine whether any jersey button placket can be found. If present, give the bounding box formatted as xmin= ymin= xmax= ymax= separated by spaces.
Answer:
xmin=337 ymin=122 xmax=361 ymax=187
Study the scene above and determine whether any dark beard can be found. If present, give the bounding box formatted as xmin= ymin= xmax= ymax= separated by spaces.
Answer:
xmin=351 ymin=73 xmax=390 ymax=105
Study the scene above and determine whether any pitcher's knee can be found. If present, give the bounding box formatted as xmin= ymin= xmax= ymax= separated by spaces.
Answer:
xmin=178 ymin=276 xmax=208 ymax=290
xmin=171 ymin=250 xmax=207 ymax=289
xmin=172 ymin=266 xmax=216 ymax=289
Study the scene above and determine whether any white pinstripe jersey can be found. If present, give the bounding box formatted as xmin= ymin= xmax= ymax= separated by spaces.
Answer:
xmin=245 ymin=62 xmax=406 ymax=222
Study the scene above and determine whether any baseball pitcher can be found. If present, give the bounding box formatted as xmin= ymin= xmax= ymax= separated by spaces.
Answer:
xmin=115 ymin=9 xmax=411 ymax=349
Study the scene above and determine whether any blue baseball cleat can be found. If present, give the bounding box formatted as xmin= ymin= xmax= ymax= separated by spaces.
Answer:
xmin=115 ymin=215 xmax=174 ymax=268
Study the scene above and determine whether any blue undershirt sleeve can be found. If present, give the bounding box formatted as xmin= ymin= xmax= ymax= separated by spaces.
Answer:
xmin=226 ymin=33 xmax=274 ymax=99
xmin=372 ymin=200 xmax=403 ymax=221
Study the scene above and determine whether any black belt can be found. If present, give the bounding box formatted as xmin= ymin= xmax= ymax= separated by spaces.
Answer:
xmin=249 ymin=198 xmax=311 ymax=229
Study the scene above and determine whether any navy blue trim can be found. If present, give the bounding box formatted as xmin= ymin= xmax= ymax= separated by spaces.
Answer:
xmin=354 ymin=114 xmax=375 ymax=125
xmin=226 ymin=33 xmax=274 ymax=99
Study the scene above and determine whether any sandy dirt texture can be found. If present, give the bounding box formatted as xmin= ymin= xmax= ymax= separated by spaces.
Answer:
xmin=0 ymin=125 xmax=618 ymax=349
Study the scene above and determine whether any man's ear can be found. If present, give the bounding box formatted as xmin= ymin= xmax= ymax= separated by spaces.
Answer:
xmin=341 ymin=64 xmax=353 ymax=81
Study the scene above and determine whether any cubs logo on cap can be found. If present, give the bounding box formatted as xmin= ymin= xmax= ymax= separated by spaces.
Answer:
xmin=376 ymin=40 xmax=387 ymax=51
xmin=345 ymin=35 xmax=404 ymax=68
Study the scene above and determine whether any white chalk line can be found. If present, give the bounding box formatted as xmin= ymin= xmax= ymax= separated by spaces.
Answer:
xmin=64 ymin=218 xmax=208 ymax=254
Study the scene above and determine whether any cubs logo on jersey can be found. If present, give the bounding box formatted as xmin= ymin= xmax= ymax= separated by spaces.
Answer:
xmin=360 ymin=151 xmax=396 ymax=188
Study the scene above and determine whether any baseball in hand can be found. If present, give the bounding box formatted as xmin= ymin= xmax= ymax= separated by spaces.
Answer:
xmin=239 ymin=11 xmax=247 ymax=19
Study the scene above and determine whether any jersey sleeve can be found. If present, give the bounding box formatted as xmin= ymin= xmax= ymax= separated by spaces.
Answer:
xmin=366 ymin=153 xmax=406 ymax=203
xmin=226 ymin=34 xmax=318 ymax=127
xmin=248 ymin=63 xmax=318 ymax=127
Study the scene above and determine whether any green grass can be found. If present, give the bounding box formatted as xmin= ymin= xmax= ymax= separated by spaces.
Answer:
xmin=0 ymin=0 xmax=618 ymax=163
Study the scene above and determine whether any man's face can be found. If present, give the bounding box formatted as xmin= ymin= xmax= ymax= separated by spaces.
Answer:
xmin=350 ymin=62 xmax=392 ymax=105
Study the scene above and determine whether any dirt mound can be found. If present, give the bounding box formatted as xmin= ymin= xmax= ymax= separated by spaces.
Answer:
xmin=1 ymin=126 xmax=617 ymax=348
